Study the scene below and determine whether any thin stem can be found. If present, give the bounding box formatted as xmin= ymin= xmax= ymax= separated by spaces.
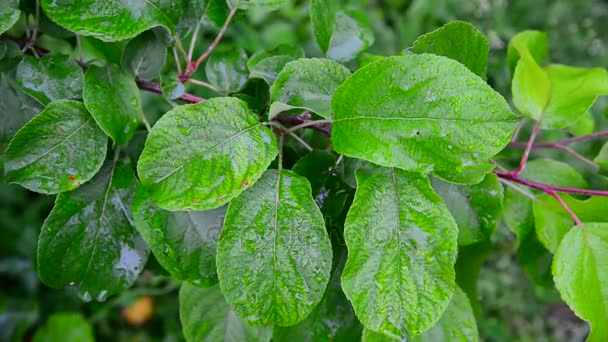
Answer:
xmin=174 ymin=37 xmax=189 ymax=62
xmin=188 ymin=78 xmax=221 ymax=93
xmin=511 ymin=129 xmax=608 ymax=148
xmin=494 ymin=170 xmax=608 ymax=197
xmin=136 ymin=78 xmax=204 ymax=104
xmin=508 ymin=141 xmax=599 ymax=170
xmin=76 ymin=35 xmax=83 ymax=63
xmin=547 ymin=190 xmax=582 ymax=225
xmin=192 ymin=5 xmax=239 ymax=71
xmin=32 ymin=0 xmax=40 ymax=43
xmin=140 ymin=112 xmax=152 ymax=131
xmin=277 ymin=134 xmax=284 ymax=173
xmin=511 ymin=118 xmax=527 ymax=142
xmin=286 ymin=131 xmax=313 ymax=152
xmin=24 ymin=14 xmax=31 ymax=38
xmin=287 ymin=119 xmax=333 ymax=133
xmin=188 ymin=22 xmax=201 ymax=62
xmin=513 ymin=118 xmax=542 ymax=175
xmin=172 ymin=46 xmax=183 ymax=75
xmin=498 ymin=178 xmax=537 ymax=201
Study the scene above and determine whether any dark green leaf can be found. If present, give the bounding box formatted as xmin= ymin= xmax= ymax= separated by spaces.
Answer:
xmin=310 ymin=0 xmax=338 ymax=54
xmin=0 ymin=74 xmax=42 ymax=143
xmin=292 ymin=150 xmax=337 ymax=195
xmin=205 ymin=47 xmax=249 ymax=94
xmin=341 ymin=168 xmax=458 ymax=339
xmin=137 ymin=97 xmax=277 ymax=211
xmin=553 ymin=223 xmax=608 ymax=341
xmin=216 ymin=170 xmax=333 ymax=326
xmin=32 ymin=313 xmax=93 ymax=342
xmin=431 ymin=173 xmax=503 ymax=245
xmin=327 ymin=9 xmax=374 ymax=63
xmin=5 ymin=100 xmax=107 ymax=194
xmin=0 ymin=0 xmax=19 ymax=35
xmin=121 ymin=30 xmax=167 ymax=80
xmin=132 ymin=186 xmax=226 ymax=286
xmin=16 ymin=54 xmax=84 ymax=105
xmin=269 ymin=58 xmax=351 ymax=119
xmin=37 ymin=162 xmax=149 ymax=302
xmin=410 ymin=21 xmax=489 ymax=78
xmin=332 ymin=55 xmax=518 ymax=184
xmin=179 ymin=283 xmax=272 ymax=342
xmin=454 ymin=242 xmax=492 ymax=317
xmin=83 ymin=64 xmax=143 ymax=144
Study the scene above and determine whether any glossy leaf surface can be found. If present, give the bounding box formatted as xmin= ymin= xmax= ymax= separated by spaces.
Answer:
xmin=410 ymin=21 xmax=488 ymax=78
xmin=132 ymin=187 xmax=226 ymax=286
xmin=553 ymin=223 xmax=608 ymax=342
xmin=327 ymin=9 xmax=374 ymax=62
xmin=332 ymin=55 xmax=518 ymax=184
xmin=205 ymin=47 xmax=249 ymax=94
xmin=137 ymin=97 xmax=277 ymax=211
xmin=37 ymin=162 xmax=149 ymax=302
xmin=179 ymin=283 xmax=272 ymax=342
xmin=16 ymin=54 xmax=84 ymax=105
xmin=310 ymin=0 xmax=338 ymax=54
xmin=0 ymin=0 xmax=19 ymax=35
xmin=217 ymin=170 xmax=332 ymax=326
xmin=0 ymin=74 xmax=43 ymax=143
xmin=83 ymin=64 xmax=142 ymax=144
xmin=341 ymin=168 xmax=458 ymax=339
xmin=121 ymin=30 xmax=167 ymax=80
xmin=269 ymin=58 xmax=351 ymax=119
xmin=5 ymin=100 xmax=107 ymax=194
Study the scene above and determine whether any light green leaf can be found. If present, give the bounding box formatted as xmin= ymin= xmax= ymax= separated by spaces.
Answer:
xmin=553 ymin=223 xmax=608 ymax=342
xmin=228 ymin=0 xmax=288 ymax=11
xmin=431 ymin=173 xmax=503 ymax=246
xmin=327 ymin=9 xmax=374 ymax=63
xmin=410 ymin=21 xmax=489 ymax=78
xmin=32 ymin=313 xmax=94 ymax=342
xmin=594 ymin=142 xmax=608 ymax=169
xmin=205 ymin=47 xmax=249 ymax=93
xmin=83 ymin=64 xmax=142 ymax=144
xmin=332 ymin=55 xmax=518 ymax=184
xmin=216 ymin=170 xmax=332 ymax=326
xmin=534 ymin=195 xmax=608 ymax=253
xmin=568 ymin=111 xmax=595 ymax=136
xmin=16 ymin=54 xmax=84 ymax=106
xmin=269 ymin=58 xmax=351 ymax=119
xmin=121 ymin=30 xmax=167 ymax=80
xmin=511 ymin=46 xmax=550 ymax=122
xmin=310 ymin=0 xmax=338 ymax=54
xmin=0 ymin=0 xmax=19 ymax=35
xmin=40 ymin=0 xmax=188 ymax=42
xmin=412 ymin=286 xmax=479 ymax=342
xmin=37 ymin=162 xmax=149 ymax=302
xmin=0 ymin=74 xmax=43 ymax=143
xmin=132 ymin=186 xmax=226 ymax=286
xmin=341 ymin=168 xmax=458 ymax=339
xmin=4 ymin=100 xmax=107 ymax=194
xmin=507 ymin=31 xmax=548 ymax=75
xmin=137 ymin=97 xmax=277 ymax=211
xmin=179 ymin=283 xmax=272 ymax=342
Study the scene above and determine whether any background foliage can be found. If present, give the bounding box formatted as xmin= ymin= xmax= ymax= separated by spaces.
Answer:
xmin=3 ymin=0 xmax=608 ymax=341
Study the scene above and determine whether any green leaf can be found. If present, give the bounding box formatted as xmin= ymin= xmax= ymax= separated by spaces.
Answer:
xmin=32 ymin=313 xmax=94 ymax=342
xmin=132 ymin=186 xmax=226 ymax=286
xmin=594 ymin=141 xmax=608 ymax=169
xmin=507 ymin=31 xmax=548 ymax=75
xmin=37 ymin=162 xmax=149 ymax=302
xmin=327 ymin=9 xmax=374 ymax=63
xmin=341 ymin=168 xmax=458 ymax=339
xmin=454 ymin=242 xmax=492 ymax=317
xmin=40 ymin=0 xmax=188 ymax=42
xmin=568 ymin=111 xmax=595 ymax=136
xmin=16 ymin=54 xmax=84 ymax=105
xmin=430 ymin=173 xmax=503 ymax=246
xmin=534 ymin=195 xmax=608 ymax=253
xmin=0 ymin=74 xmax=43 ymax=143
xmin=0 ymin=0 xmax=19 ymax=35
xmin=121 ymin=30 xmax=167 ymax=80
xmin=412 ymin=286 xmax=479 ymax=342
xmin=4 ymin=100 xmax=107 ymax=194
xmin=228 ymin=0 xmax=288 ymax=11
xmin=332 ymin=55 xmax=518 ymax=184
xmin=137 ymin=97 xmax=277 ymax=211
xmin=179 ymin=283 xmax=272 ymax=342
xmin=310 ymin=0 xmax=338 ymax=54
xmin=553 ymin=223 xmax=608 ymax=342
xmin=247 ymin=46 xmax=304 ymax=85
xmin=292 ymin=150 xmax=337 ymax=195
xmin=216 ymin=169 xmax=332 ymax=326
xmin=269 ymin=58 xmax=351 ymax=119
xmin=205 ymin=47 xmax=249 ymax=94
xmin=83 ymin=64 xmax=143 ymax=144
xmin=510 ymin=45 xmax=550 ymax=122
xmin=410 ymin=21 xmax=489 ymax=79
xmin=161 ymin=71 xmax=185 ymax=100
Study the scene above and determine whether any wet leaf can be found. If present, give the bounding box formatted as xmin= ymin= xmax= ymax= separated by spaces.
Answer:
xmin=216 ymin=170 xmax=332 ymax=326
xmin=0 ymin=74 xmax=43 ymax=143
xmin=205 ymin=47 xmax=249 ymax=94
xmin=0 ymin=0 xmax=19 ymax=35
xmin=83 ymin=64 xmax=143 ymax=144
xmin=341 ymin=168 xmax=458 ymax=339
xmin=4 ymin=100 xmax=107 ymax=194
xmin=37 ymin=162 xmax=149 ymax=302
xmin=137 ymin=97 xmax=277 ymax=211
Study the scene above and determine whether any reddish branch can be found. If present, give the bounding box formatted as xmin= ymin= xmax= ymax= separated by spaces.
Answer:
xmin=493 ymin=170 xmax=608 ymax=197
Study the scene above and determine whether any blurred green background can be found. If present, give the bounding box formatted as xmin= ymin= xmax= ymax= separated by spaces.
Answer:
xmin=3 ymin=0 xmax=608 ymax=340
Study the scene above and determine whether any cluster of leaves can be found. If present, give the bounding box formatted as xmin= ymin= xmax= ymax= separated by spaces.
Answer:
xmin=2 ymin=0 xmax=608 ymax=341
